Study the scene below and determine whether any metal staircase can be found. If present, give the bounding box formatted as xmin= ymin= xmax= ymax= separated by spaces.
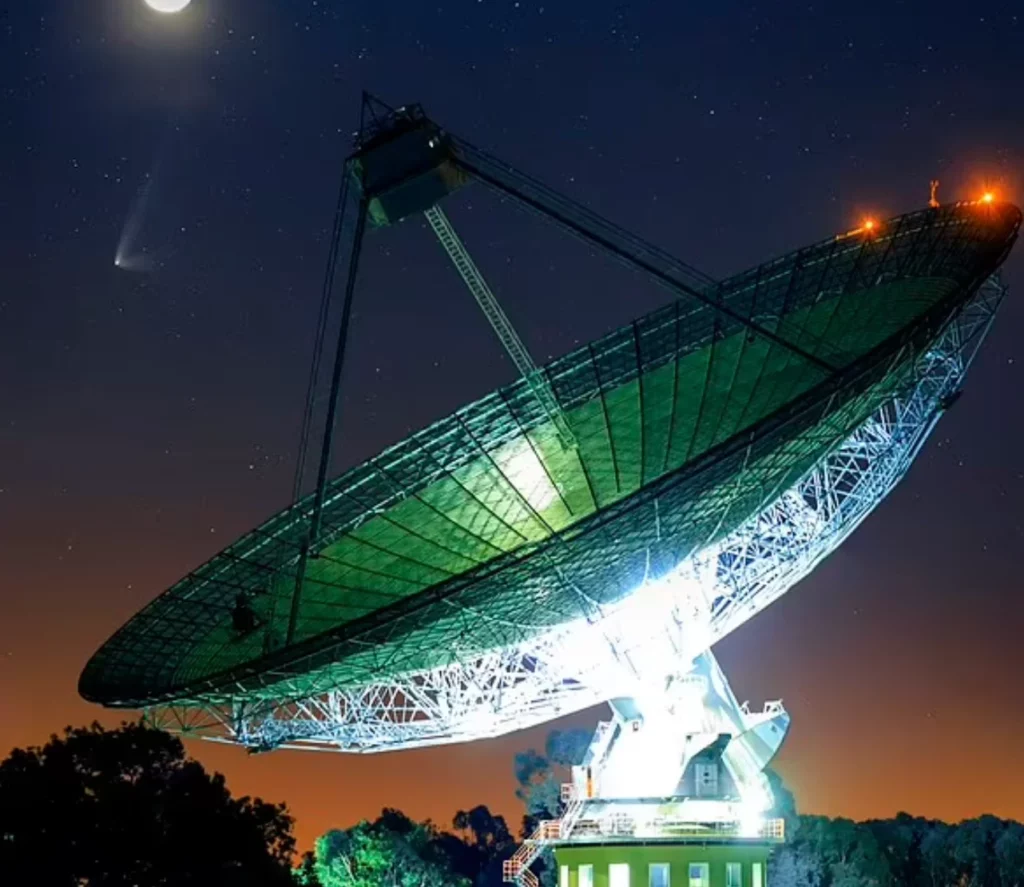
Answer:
xmin=502 ymin=783 xmax=586 ymax=887
xmin=502 ymin=719 xmax=617 ymax=884
xmin=424 ymin=204 xmax=577 ymax=451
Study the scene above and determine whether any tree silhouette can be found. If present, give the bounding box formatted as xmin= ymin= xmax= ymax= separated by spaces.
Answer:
xmin=514 ymin=728 xmax=591 ymax=828
xmin=0 ymin=722 xmax=296 ymax=886
xmin=449 ymin=805 xmax=517 ymax=885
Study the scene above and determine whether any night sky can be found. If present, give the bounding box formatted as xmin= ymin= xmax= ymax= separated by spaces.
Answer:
xmin=3 ymin=0 xmax=1024 ymax=852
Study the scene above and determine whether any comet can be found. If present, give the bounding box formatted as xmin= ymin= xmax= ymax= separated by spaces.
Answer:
xmin=113 ymin=176 xmax=157 ymax=273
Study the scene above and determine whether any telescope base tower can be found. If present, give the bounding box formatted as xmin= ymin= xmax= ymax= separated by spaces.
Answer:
xmin=551 ymin=835 xmax=780 ymax=887
xmin=503 ymin=650 xmax=788 ymax=887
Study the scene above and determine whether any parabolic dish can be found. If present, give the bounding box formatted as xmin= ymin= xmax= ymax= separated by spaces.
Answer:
xmin=80 ymin=198 xmax=1020 ymax=710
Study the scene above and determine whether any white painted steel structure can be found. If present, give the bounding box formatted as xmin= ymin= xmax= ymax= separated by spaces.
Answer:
xmin=147 ymin=276 xmax=1005 ymax=755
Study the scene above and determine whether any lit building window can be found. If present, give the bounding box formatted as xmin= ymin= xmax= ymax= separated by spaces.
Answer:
xmin=689 ymin=863 xmax=710 ymax=887
xmin=580 ymin=864 xmax=594 ymax=887
xmin=753 ymin=862 xmax=764 ymax=887
xmin=727 ymin=862 xmax=742 ymax=887
xmin=610 ymin=863 xmax=631 ymax=887
xmin=650 ymin=862 xmax=670 ymax=887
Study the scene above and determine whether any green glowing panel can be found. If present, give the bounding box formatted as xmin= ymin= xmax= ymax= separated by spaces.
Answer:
xmin=79 ymin=201 xmax=1020 ymax=707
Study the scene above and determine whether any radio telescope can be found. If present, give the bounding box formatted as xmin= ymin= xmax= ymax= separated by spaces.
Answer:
xmin=81 ymin=96 xmax=1019 ymax=885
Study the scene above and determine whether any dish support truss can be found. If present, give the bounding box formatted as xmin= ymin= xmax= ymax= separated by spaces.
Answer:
xmin=146 ymin=275 xmax=1006 ymax=753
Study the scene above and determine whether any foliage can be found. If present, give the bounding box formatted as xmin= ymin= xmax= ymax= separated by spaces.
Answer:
xmin=770 ymin=843 xmax=821 ymax=887
xmin=295 ymin=849 xmax=322 ymax=885
xmin=772 ymin=811 xmax=1024 ymax=887
xmin=308 ymin=809 xmax=471 ymax=887
xmin=307 ymin=804 xmax=522 ymax=887
xmin=447 ymin=805 xmax=517 ymax=885
xmin=0 ymin=721 xmax=296 ymax=886
xmin=514 ymin=728 xmax=591 ymax=825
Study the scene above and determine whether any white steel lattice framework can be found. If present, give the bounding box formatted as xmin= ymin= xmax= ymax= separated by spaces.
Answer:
xmin=147 ymin=275 xmax=1006 ymax=753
